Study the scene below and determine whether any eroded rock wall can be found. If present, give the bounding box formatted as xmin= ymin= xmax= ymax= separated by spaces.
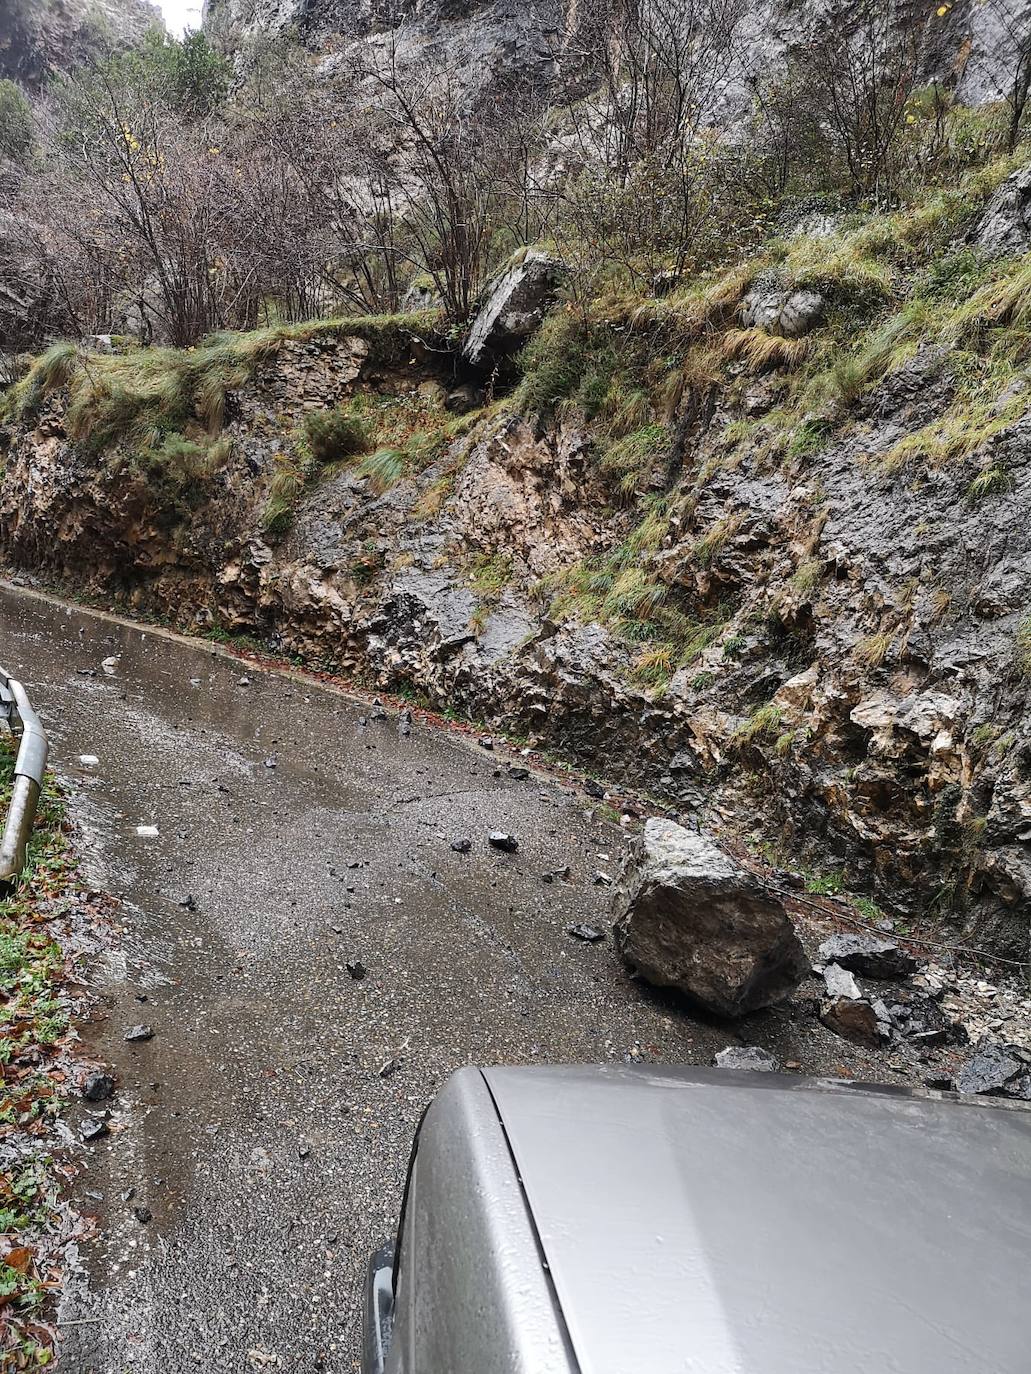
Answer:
xmin=2 ymin=308 xmax=1029 ymax=961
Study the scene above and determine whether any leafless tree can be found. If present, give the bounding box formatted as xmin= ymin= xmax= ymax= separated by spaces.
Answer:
xmin=803 ymin=0 xmax=931 ymax=202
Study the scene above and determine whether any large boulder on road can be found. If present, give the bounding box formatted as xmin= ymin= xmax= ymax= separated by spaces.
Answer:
xmin=612 ymin=819 xmax=808 ymax=1017
xmin=463 ymin=250 xmax=565 ymax=367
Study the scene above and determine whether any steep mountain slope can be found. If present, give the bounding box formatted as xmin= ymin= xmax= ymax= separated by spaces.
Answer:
xmin=0 ymin=0 xmax=163 ymax=90
xmin=3 ymin=159 xmax=1030 ymax=961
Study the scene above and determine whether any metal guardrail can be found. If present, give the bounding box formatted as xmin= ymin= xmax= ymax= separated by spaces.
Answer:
xmin=0 ymin=667 xmax=48 ymax=888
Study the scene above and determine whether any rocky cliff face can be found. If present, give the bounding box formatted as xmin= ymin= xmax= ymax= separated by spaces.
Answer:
xmin=0 ymin=0 xmax=163 ymax=90
xmin=3 ymin=167 xmax=1031 ymax=965
xmin=202 ymin=0 xmax=1019 ymax=114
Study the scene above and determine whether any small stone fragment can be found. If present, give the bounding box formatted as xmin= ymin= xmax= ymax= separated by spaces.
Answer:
xmin=450 ymin=837 xmax=472 ymax=854
xmin=379 ymin=1057 xmax=400 ymax=1078
xmin=584 ymin=779 xmax=605 ymax=799
xmin=133 ymin=1205 xmax=153 ymax=1224
xmin=955 ymin=1042 xmax=1023 ymax=1096
xmin=81 ymin=1118 xmax=110 ymax=1143
xmin=264 ymin=756 xmax=277 ymax=769
xmin=398 ymin=709 xmax=412 ymax=737
xmin=822 ymin=963 xmax=862 ymax=1000
xmin=82 ymin=1073 xmax=115 ymax=1103
xmin=713 ymin=1046 xmax=781 ymax=1072
xmin=592 ymin=870 xmax=613 ymax=886
xmin=346 ymin=961 xmax=367 ymax=981
xmin=179 ymin=894 xmax=197 ymax=911
xmin=567 ymin=924 xmax=605 ymax=943
xmin=478 ymin=736 xmax=494 ymax=750
xmin=488 ymin=831 xmax=519 ymax=852
xmin=238 ymin=676 xmax=251 ymax=686
xmin=507 ymin=766 xmax=529 ymax=781
xmin=124 ymin=1025 xmax=155 ymax=1043
xmin=820 ymin=997 xmax=890 ymax=1047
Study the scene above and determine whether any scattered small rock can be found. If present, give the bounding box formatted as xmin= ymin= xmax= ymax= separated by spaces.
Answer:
xmin=346 ymin=961 xmax=367 ymax=981
xmin=478 ymin=736 xmax=494 ymax=750
xmin=179 ymin=894 xmax=197 ymax=911
xmin=370 ymin=699 xmax=387 ymax=721
xmin=133 ymin=1205 xmax=153 ymax=1224
xmin=488 ymin=831 xmax=519 ymax=852
xmin=398 ymin=709 xmax=412 ymax=737
xmin=584 ymin=779 xmax=605 ymax=799
xmin=819 ymin=997 xmax=891 ymax=1047
xmin=713 ymin=1045 xmax=781 ymax=1072
xmin=592 ymin=869 xmax=613 ymax=886
xmin=822 ymin=962 xmax=862 ymax=1000
xmin=238 ymin=676 xmax=251 ymax=686
xmin=264 ymin=756 xmax=277 ymax=769
xmin=297 ymin=1141 xmax=311 ymax=1160
xmin=954 ymin=1042 xmax=1025 ymax=1096
xmin=541 ymin=866 xmax=570 ymax=883
xmin=378 ymin=1057 xmax=400 ymax=1078
xmin=81 ymin=1118 xmax=110 ymax=1143
xmin=124 ymin=1025 xmax=155 ymax=1043
xmin=817 ymin=934 xmax=918 ymax=980
xmin=82 ymin=1073 xmax=115 ymax=1103
xmin=567 ymin=924 xmax=605 ymax=943
xmin=507 ymin=766 xmax=529 ymax=781
xmin=450 ymin=837 xmax=472 ymax=854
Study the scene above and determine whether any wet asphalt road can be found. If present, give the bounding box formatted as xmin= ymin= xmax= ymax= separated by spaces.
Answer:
xmin=3 ymin=583 xmax=738 ymax=1373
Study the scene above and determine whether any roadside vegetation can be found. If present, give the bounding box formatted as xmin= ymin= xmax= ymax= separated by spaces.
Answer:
xmin=0 ymin=736 xmax=82 ymax=1369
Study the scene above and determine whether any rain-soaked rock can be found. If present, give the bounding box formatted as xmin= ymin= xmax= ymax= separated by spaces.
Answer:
xmin=488 ymin=831 xmax=519 ymax=852
xmin=822 ymin=963 xmax=862 ymax=1000
xmin=124 ymin=1024 xmax=154 ymax=1042
xmin=817 ymin=933 xmax=918 ymax=980
xmin=463 ymin=250 xmax=565 ymax=366
xmin=567 ymin=923 xmax=605 ymax=943
xmin=820 ymin=997 xmax=891 ymax=1047
xmin=82 ymin=1072 xmax=115 ymax=1102
xmin=713 ymin=1045 xmax=781 ymax=1071
xmin=881 ymin=992 xmax=961 ymax=1047
xmin=81 ymin=1118 xmax=110 ymax=1143
xmin=450 ymin=837 xmax=472 ymax=854
xmin=612 ymin=818 xmax=808 ymax=1017
xmin=541 ymin=865 xmax=570 ymax=883
xmin=973 ymin=163 xmax=1031 ymax=257
xmin=507 ymin=765 xmax=529 ymax=780
xmin=954 ymin=1042 xmax=1025 ymax=1096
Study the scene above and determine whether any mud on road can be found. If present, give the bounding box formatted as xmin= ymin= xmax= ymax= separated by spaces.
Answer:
xmin=1 ymin=583 xmax=897 ymax=1373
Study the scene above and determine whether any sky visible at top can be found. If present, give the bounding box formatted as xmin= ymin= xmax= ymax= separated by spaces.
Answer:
xmin=155 ymin=0 xmax=204 ymax=36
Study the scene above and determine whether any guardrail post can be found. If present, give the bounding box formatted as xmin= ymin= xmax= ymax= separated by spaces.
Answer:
xmin=0 ymin=668 xmax=49 ymax=890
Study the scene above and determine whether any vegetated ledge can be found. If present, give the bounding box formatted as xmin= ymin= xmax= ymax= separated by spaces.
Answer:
xmin=2 ymin=166 xmax=1031 ymax=965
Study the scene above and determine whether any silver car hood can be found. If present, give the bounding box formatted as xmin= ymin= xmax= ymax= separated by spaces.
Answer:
xmin=482 ymin=1065 xmax=1031 ymax=1374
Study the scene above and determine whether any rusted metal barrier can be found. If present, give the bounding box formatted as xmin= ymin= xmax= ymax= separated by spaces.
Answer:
xmin=0 ymin=667 xmax=48 ymax=888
